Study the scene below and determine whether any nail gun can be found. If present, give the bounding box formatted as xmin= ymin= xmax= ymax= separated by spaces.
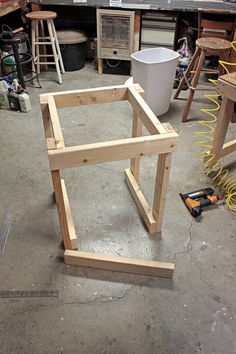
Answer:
xmin=180 ymin=187 xmax=223 ymax=217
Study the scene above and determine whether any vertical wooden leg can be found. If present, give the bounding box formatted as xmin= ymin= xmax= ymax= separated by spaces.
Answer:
xmin=209 ymin=98 xmax=234 ymax=161
xmin=35 ymin=19 xmax=40 ymax=75
xmin=174 ymin=47 xmax=200 ymax=99
xmin=31 ymin=19 xmax=36 ymax=75
xmin=41 ymin=102 xmax=77 ymax=249
xmin=47 ymin=19 xmax=62 ymax=84
xmin=51 ymin=171 xmax=76 ymax=250
xmin=98 ymin=58 xmax=103 ymax=75
xmin=130 ymin=111 xmax=142 ymax=181
xmin=182 ymin=50 xmax=206 ymax=122
xmin=219 ymin=50 xmax=230 ymax=76
xmin=152 ymin=153 xmax=172 ymax=233
xmin=41 ymin=103 xmax=53 ymax=139
xmin=52 ymin=20 xmax=65 ymax=74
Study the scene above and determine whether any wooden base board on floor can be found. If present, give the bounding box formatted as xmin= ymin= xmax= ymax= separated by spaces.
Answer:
xmin=65 ymin=250 xmax=174 ymax=278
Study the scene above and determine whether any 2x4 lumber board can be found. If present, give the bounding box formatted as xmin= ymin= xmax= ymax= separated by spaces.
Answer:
xmin=220 ymin=139 xmax=236 ymax=157
xmin=48 ymin=133 xmax=179 ymax=171
xmin=152 ymin=153 xmax=172 ymax=233
xmin=61 ymin=179 xmax=78 ymax=250
xmin=64 ymin=250 xmax=174 ymax=278
xmin=128 ymin=86 xmax=167 ymax=135
xmin=47 ymin=96 xmax=65 ymax=149
xmin=41 ymin=103 xmax=53 ymax=139
xmin=40 ymin=85 xmax=129 ymax=109
xmin=41 ymin=104 xmax=57 ymax=149
xmin=130 ymin=111 xmax=142 ymax=180
xmin=124 ymin=168 xmax=157 ymax=234
xmin=51 ymin=171 xmax=76 ymax=250
xmin=132 ymin=83 xmax=145 ymax=96
xmin=47 ymin=137 xmax=56 ymax=150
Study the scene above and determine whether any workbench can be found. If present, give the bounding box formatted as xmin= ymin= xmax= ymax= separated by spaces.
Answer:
xmin=28 ymin=0 xmax=236 ymax=12
xmin=0 ymin=0 xmax=25 ymax=17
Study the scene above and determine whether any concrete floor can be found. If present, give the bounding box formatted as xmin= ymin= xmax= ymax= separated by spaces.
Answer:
xmin=0 ymin=63 xmax=236 ymax=354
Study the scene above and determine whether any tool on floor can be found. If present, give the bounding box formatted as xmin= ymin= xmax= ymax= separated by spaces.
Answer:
xmin=180 ymin=187 xmax=224 ymax=217
xmin=0 ymin=290 xmax=59 ymax=298
xmin=0 ymin=213 xmax=13 ymax=255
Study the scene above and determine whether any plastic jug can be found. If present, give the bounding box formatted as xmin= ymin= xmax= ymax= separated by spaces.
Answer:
xmin=0 ymin=80 xmax=10 ymax=109
xmin=18 ymin=92 xmax=31 ymax=112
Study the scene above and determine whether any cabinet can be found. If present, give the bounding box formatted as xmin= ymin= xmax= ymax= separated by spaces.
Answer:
xmin=140 ymin=11 xmax=178 ymax=50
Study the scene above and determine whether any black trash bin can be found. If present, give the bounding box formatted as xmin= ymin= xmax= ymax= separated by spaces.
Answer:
xmin=57 ymin=29 xmax=87 ymax=71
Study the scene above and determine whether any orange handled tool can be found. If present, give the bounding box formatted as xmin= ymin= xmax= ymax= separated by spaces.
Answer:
xmin=180 ymin=187 xmax=222 ymax=217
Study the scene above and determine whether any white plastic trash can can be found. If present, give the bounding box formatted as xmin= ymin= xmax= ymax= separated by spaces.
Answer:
xmin=131 ymin=47 xmax=179 ymax=116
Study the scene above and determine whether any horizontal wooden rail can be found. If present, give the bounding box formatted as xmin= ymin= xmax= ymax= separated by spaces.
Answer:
xmin=40 ymin=85 xmax=129 ymax=108
xmin=48 ymin=133 xmax=179 ymax=170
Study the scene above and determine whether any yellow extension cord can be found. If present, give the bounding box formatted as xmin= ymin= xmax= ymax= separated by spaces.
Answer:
xmin=195 ymin=41 xmax=236 ymax=213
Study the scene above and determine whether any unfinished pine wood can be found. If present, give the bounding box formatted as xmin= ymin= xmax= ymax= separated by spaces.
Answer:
xmin=48 ymin=133 xmax=178 ymax=171
xmin=41 ymin=103 xmax=53 ymax=139
xmin=152 ymin=122 xmax=175 ymax=232
xmin=46 ymin=137 xmax=56 ymax=150
xmin=64 ymin=250 xmax=174 ymax=278
xmin=51 ymin=171 xmax=77 ymax=250
xmin=40 ymin=85 xmax=129 ymax=108
xmin=152 ymin=154 xmax=172 ymax=233
xmin=47 ymin=96 xmax=65 ymax=148
xmin=124 ymin=168 xmax=157 ymax=234
xmin=61 ymin=179 xmax=78 ymax=250
xmin=130 ymin=110 xmax=142 ymax=181
xmin=40 ymin=84 xmax=179 ymax=278
xmin=128 ymin=86 xmax=167 ymax=134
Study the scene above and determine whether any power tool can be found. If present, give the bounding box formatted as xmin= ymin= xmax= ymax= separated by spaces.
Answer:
xmin=180 ymin=187 xmax=222 ymax=217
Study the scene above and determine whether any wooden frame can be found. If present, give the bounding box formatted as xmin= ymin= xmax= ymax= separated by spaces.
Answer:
xmin=207 ymin=72 xmax=236 ymax=162
xmin=40 ymin=84 xmax=179 ymax=278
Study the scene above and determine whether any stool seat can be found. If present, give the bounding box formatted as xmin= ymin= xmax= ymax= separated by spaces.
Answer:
xmin=196 ymin=37 xmax=232 ymax=52
xmin=26 ymin=11 xmax=57 ymax=21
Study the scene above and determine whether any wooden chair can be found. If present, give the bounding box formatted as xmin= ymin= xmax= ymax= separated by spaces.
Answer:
xmin=198 ymin=8 xmax=236 ymax=41
xmin=174 ymin=9 xmax=236 ymax=122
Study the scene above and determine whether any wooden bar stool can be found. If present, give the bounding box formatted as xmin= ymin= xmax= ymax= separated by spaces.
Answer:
xmin=26 ymin=11 xmax=65 ymax=84
xmin=174 ymin=37 xmax=232 ymax=122
xmin=207 ymin=72 xmax=236 ymax=163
